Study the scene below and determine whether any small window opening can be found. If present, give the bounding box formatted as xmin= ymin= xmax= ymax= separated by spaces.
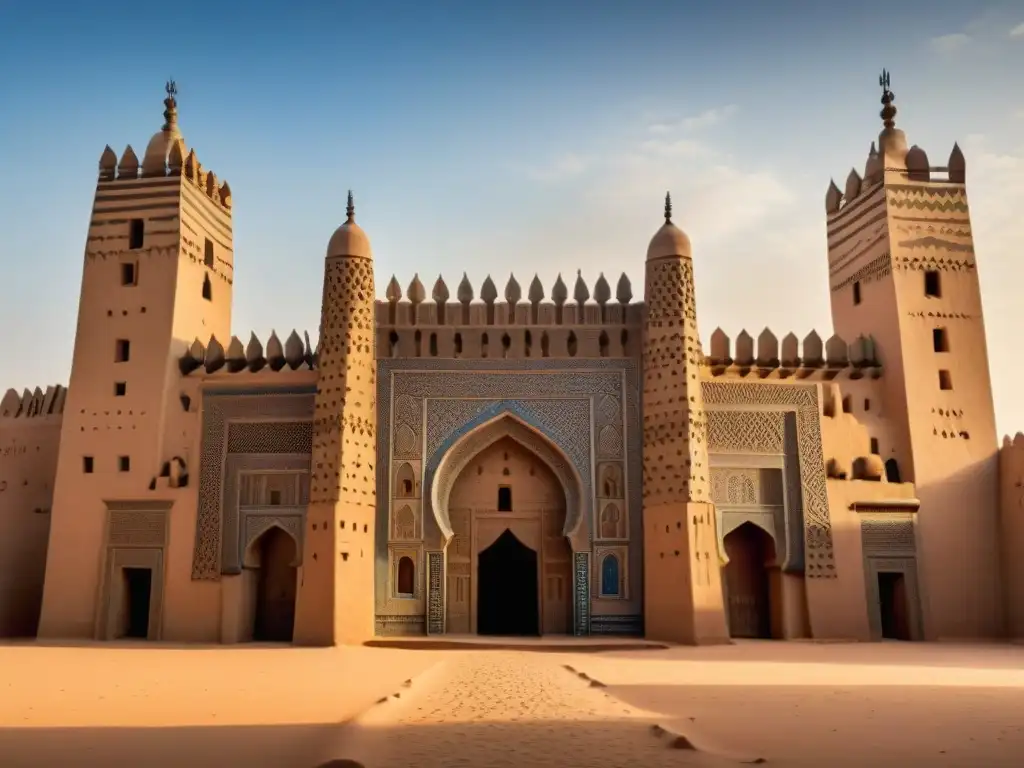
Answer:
xmin=938 ymin=369 xmax=953 ymax=391
xmin=933 ymin=327 xmax=949 ymax=353
xmin=864 ymin=398 xmax=871 ymax=411
xmin=497 ymin=486 xmax=512 ymax=512
xmin=852 ymin=280 xmax=862 ymax=305
xmin=203 ymin=238 xmax=214 ymax=267
xmin=402 ymin=479 xmax=413 ymax=496
xmin=120 ymin=262 xmax=137 ymax=286
xmin=429 ymin=333 xmax=438 ymax=357
xmin=842 ymin=395 xmax=852 ymax=413
xmin=870 ymin=437 xmax=879 ymax=455
xmin=83 ymin=456 xmax=94 ymax=474
xmin=924 ymin=270 xmax=941 ymax=298
xmin=202 ymin=274 xmax=212 ymax=301
xmin=453 ymin=332 xmax=462 ymax=358
xmin=397 ymin=556 xmax=415 ymax=596
xmin=481 ymin=332 xmax=489 ymax=359
xmin=128 ymin=219 xmax=145 ymax=250
xmin=115 ymin=339 xmax=131 ymax=363
xmin=114 ymin=381 xmax=127 ymax=397
xmin=118 ymin=455 xmax=131 ymax=472
xmin=269 ymin=490 xmax=281 ymax=506
xmin=885 ymin=458 xmax=901 ymax=483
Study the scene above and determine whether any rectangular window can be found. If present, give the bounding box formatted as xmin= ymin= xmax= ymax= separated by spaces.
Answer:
xmin=128 ymin=219 xmax=145 ymax=250
xmin=933 ymin=327 xmax=949 ymax=353
xmin=497 ymin=486 xmax=513 ymax=512
xmin=852 ymin=281 xmax=862 ymax=305
xmin=924 ymin=270 xmax=941 ymax=298
xmin=269 ymin=490 xmax=282 ymax=506
xmin=115 ymin=339 xmax=130 ymax=363
xmin=83 ymin=456 xmax=94 ymax=474
xmin=870 ymin=437 xmax=879 ymax=454
xmin=118 ymin=456 xmax=131 ymax=472
xmin=842 ymin=395 xmax=852 ymax=414
xmin=938 ymin=369 xmax=953 ymax=391
xmin=120 ymin=262 xmax=137 ymax=286
xmin=114 ymin=381 xmax=127 ymax=396
xmin=204 ymin=238 xmax=215 ymax=267
xmin=864 ymin=398 xmax=871 ymax=412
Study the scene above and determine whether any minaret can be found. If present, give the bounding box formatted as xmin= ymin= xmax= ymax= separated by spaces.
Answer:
xmin=293 ymin=192 xmax=378 ymax=646
xmin=641 ymin=193 xmax=729 ymax=644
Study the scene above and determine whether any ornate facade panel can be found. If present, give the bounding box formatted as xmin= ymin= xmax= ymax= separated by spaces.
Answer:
xmin=192 ymin=389 xmax=315 ymax=580
xmin=375 ymin=359 xmax=641 ymax=635
xmin=222 ymin=454 xmax=311 ymax=574
xmin=860 ymin=517 xmax=917 ymax=557
xmin=574 ymin=550 xmax=591 ymax=635
xmin=225 ymin=420 xmax=313 ymax=454
xmin=702 ymin=381 xmax=834 ymax=578
xmin=590 ymin=614 xmax=644 ymax=636
xmin=106 ymin=503 xmax=170 ymax=548
xmin=426 ymin=550 xmax=444 ymax=635
xmin=707 ymin=410 xmax=785 ymax=454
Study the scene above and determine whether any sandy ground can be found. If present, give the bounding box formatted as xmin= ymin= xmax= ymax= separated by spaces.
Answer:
xmin=0 ymin=641 xmax=441 ymax=768
xmin=2 ymin=640 xmax=1023 ymax=767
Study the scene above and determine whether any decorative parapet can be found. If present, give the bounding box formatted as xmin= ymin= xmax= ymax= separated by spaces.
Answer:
xmin=703 ymin=328 xmax=881 ymax=382
xmin=0 ymin=385 xmax=67 ymax=419
xmin=376 ymin=271 xmax=643 ymax=328
xmin=179 ymin=330 xmax=317 ymax=376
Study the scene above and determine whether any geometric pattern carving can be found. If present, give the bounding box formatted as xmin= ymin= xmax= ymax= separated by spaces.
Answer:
xmin=392 ymin=504 xmax=416 ymax=539
xmin=702 ymin=380 xmax=834 ymax=578
xmin=860 ymin=518 xmax=916 ymax=557
xmin=597 ymin=423 xmax=623 ymax=458
xmin=711 ymin=469 xmax=759 ymax=505
xmin=107 ymin=508 xmax=169 ymax=548
xmin=426 ymin=550 xmax=444 ymax=635
xmin=192 ymin=389 xmax=315 ymax=581
xmin=707 ymin=410 xmax=786 ymax=454
xmin=574 ymin=550 xmax=591 ymax=636
xmin=590 ymin=614 xmax=644 ymax=636
xmin=226 ymin=421 xmax=313 ymax=454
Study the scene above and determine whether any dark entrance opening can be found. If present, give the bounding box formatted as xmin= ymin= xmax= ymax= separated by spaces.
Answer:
xmin=122 ymin=567 xmax=152 ymax=639
xmin=497 ymin=485 xmax=512 ymax=511
xmin=723 ymin=523 xmax=774 ymax=639
xmin=877 ymin=571 xmax=911 ymax=640
xmin=253 ymin=527 xmax=297 ymax=642
xmin=477 ymin=529 xmax=539 ymax=636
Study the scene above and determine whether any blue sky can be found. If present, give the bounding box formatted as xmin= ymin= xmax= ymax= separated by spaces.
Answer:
xmin=1 ymin=1 xmax=1022 ymax=433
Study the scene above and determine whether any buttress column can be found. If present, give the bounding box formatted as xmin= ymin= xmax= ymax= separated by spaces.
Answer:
xmin=641 ymin=193 xmax=729 ymax=644
xmin=294 ymin=192 xmax=377 ymax=646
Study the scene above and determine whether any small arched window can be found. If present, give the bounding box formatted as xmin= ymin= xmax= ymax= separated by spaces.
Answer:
xmin=600 ymin=553 xmax=621 ymax=597
xmin=397 ymin=556 xmax=415 ymax=596
xmin=202 ymin=273 xmax=212 ymax=301
xmin=885 ymin=458 xmax=902 ymax=483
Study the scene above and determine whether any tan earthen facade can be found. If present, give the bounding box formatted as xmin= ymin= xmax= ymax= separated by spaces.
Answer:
xmin=2 ymin=77 xmax=1022 ymax=645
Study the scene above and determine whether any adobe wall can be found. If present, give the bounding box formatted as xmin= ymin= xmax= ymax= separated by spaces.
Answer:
xmin=999 ymin=434 xmax=1024 ymax=639
xmin=0 ymin=387 xmax=65 ymax=637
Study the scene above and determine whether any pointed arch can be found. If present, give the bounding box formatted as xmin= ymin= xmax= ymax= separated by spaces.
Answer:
xmin=242 ymin=519 xmax=301 ymax=568
xmin=427 ymin=411 xmax=585 ymax=545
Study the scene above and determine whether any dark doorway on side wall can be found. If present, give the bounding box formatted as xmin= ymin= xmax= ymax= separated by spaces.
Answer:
xmin=877 ymin=571 xmax=911 ymax=640
xmin=723 ymin=523 xmax=774 ymax=639
xmin=477 ymin=529 xmax=539 ymax=636
xmin=122 ymin=567 xmax=152 ymax=639
xmin=253 ymin=527 xmax=298 ymax=642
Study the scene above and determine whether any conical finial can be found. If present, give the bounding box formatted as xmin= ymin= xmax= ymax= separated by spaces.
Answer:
xmin=879 ymin=69 xmax=896 ymax=130
xmin=162 ymin=78 xmax=179 ymax=132
xmin=346 ymin=190 xmax=355 ymax=222
xmin=664 ymin=191 xmax=672 ymax=222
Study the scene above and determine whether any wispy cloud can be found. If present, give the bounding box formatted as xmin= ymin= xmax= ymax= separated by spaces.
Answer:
xmin=1010 ymin=22 xmax=1024 ymax=38
xmin=929 ymin=32 xmax=971 ymax=53
xmin=648 ymin=105 xmax=739 ymax=134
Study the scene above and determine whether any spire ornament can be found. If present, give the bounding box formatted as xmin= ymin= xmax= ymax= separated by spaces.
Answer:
xmin=879 ymin=69 xmax=897 ymax=130
xmin=664 ymin=191 xmax=673 ymax=223
xmin=346 ymin=190 xmax=355 ymax=222
xmin=162 ymin=78 xmax=179 ymax=132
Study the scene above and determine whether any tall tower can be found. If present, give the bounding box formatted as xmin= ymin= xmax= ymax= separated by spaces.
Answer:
xmin=825 ymin=73 xmax=1002 ymax=639
xmin=641 ymin=194 xmax=729 ymax=644
xmin=38 ymin=83 xmax=234 ymax=638
xmin=293 ymin=193 xmax=378 ymax=646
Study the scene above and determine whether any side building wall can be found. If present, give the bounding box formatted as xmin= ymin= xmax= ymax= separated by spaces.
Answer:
xmin=999 ymin=434 xmax=1024 ymax=641
xmin=0 ymin=387 xmax=65 ymax=637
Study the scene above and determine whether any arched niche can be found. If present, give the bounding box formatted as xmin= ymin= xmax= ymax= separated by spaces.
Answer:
xmin=599 ymin=552 xmax=621 ymax=597
xmin=427 ymin=411 xmax=587 ymax=551
xmin=242 ymin=519 xmax=301 ymax=568
xmin=717 ymin=514 xmax=778 ymax=567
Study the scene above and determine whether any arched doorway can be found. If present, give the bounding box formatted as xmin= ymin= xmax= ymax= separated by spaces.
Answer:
xmin=722 ymin=522 xmax=776 ymax=639
xmin=478 ymin=529 xmax=539 ymax=635
xmin=445 ymin=435 xmax=572 ymax=635
xmin=251 ymin=526 xmax=297 ymax=642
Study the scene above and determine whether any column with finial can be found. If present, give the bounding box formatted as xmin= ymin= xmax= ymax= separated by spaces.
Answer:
xmin=640 ymin=192 xmax=729 ymax=645
xmin=293 ymin=190 xmax=378 ymax=646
